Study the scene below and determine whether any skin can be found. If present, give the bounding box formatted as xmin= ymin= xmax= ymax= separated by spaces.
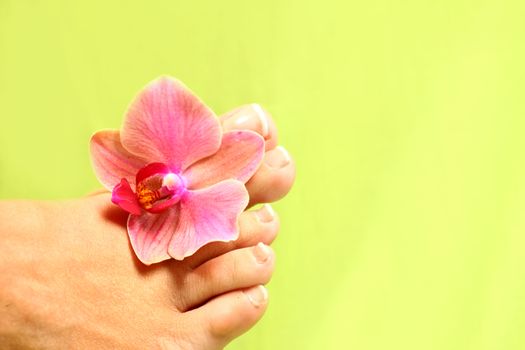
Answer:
xmin=0 ymin=105 xmax=296 ymax=350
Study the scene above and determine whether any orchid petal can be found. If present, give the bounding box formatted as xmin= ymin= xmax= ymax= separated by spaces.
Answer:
xmin=167 ymin=180 xmax=249 ymax=260
xmin=184 ymin=130 xmax=265 ymax=189
xmin=111 ymin=178 xmax=142 ymax=215
xmin=121 ymin=77 xmax=221 ymax=172
xmin=90 ymin=130 xmax=147 ymax=190
xmin=127 ymin=207 xmax=180 ymax=265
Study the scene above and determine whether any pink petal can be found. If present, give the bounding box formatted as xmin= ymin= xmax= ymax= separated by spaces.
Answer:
xmin=168 ymin=180 xmax=249 ymax=260
xmin=90 ymin=130 xmax=147 ymax=190
xmin=121 ymin=77 xmax=222 ymax=172
xmin=111 ymin=178 xmax=142 ymax=215
xmin=184 ymin=131 xmax=265 ymax=189
xmin=127 ymin=206 xmax=180 ymax=265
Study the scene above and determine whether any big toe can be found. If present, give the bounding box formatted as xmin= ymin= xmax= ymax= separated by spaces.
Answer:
xmin=220 ymin=103 xmax=278 ymax=151
xmin=220 ymin=104 xmax=296 ymax=207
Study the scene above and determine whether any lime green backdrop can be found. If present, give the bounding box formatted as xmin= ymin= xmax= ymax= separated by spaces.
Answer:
xmin=2 ymin=1 xmax=525 ymax=349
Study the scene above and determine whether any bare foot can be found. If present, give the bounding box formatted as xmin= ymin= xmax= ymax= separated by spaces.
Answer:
xmin=0 ymin=105 xmax=295 ymax=349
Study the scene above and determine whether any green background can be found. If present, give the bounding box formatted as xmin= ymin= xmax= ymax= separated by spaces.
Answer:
xmin=2 ymin=1 xmax=525 ymax=349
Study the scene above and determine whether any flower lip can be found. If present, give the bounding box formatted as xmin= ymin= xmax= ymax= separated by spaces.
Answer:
xmin=111 ymin=178 xmax=142 ymax=215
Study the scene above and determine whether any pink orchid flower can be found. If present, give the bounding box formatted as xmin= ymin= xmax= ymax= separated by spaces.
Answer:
xmin=89 ymin=77 xmax=265 ymax=265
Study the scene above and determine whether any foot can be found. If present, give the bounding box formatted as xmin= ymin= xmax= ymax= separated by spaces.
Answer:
xmin=0 ymin=105 xmax=295 ymax=350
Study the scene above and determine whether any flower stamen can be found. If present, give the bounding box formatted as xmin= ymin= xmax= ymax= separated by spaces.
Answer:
xmin=136 ymin=182 xmax=163 ymax=209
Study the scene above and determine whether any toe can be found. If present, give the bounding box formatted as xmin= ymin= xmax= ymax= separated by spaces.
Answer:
xmin=179 ymin=244 xmax=274 ymax=311
xmin=220 ymin=104 xmax=278 ymax=151
xmin=187 ymin=285 xmax=269 ymax=348
xmin=183 ymin=205 xmax=279 ymax=268
xmin=246 ymin=146 xmax=296 ymax=207
xmin=220 ymin=105 xmax=295 ymax=206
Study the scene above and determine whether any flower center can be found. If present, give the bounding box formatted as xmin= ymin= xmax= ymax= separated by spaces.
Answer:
xmin=135 ymin=163 xmax=186 ymax=212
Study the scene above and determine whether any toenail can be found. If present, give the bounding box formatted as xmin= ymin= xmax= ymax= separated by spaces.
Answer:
xmin=243 ymin=285 xmax=268 ymax=308
xmin=253 ymin=242 xmax=271 ymax=263
xmin=265 ymin=146 xmax=291 ymax=169
xmin=255 ymin=204 xmax=275 ymax=223
xmin=223 ymin=104 xmax=269 ymax=138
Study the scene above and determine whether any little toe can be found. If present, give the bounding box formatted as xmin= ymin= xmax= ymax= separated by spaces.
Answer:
xmin=187 ymin=285 xmax=269 ymax=349
xmin=180 ymin=244 xmax=274 ymax=311
xmin=246 ymin=146 xmax=296 ymax=207
xmin=183 ymin=205 xmax=279 ymax=268
xmin=220 ymin=104 xmax=278 ymax=151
